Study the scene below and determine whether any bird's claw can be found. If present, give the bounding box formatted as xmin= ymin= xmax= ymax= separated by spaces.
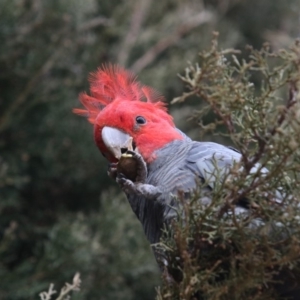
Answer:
xmin=116 ymin=173 xmax=136 ymax=194
xmin=107 ymin=162 xmax=118 ymax=179
xmin=124 ymin=150 xmax=147 ymax=182
xmin=116 ymin=173 xmax=162 ymax=200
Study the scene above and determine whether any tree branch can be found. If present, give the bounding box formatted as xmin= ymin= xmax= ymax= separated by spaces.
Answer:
xmin=117 ymin=0 xmax=152 ymax=66
xmin=78 ymin=16 xmax=113 ymax=31
xmin=130 ymin=10 xmax=214 ymax=73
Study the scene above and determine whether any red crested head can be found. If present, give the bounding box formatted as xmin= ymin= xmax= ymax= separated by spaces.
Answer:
xmin=73 ymin=65 xmax=183 ymax=163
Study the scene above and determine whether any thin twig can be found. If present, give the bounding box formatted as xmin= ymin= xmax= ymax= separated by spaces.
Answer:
xmin=78 ymin=17 xmax=113 ymax=31
xmin=39 ymin=284 xmax=57 ymax=300
xmin=117 ymin=0 xmax=152 ymax=66
xmin=56 ymin=272 xmax=81 ymax=300
xmin=130 ymin=11 xmax=214 ymax=73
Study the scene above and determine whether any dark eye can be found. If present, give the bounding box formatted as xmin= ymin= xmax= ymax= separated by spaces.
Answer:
xmin=136 ymin=116 xmax=146 ymax=125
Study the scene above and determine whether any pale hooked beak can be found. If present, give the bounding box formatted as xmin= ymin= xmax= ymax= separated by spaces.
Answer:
xmin=101 ymin=126 xmax=134 ymax=160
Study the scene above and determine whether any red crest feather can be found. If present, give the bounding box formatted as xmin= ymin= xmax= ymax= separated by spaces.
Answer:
xmin=73 ymin=64 xmax=166 ymax=124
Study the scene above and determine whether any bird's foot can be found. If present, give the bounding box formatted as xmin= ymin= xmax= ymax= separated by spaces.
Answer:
xmin=107 ymin=162 xmax=118 ymax=179
xmin=116 ymin=173 xmax=161 ymax=200
xmin=124 ymin=150 xmax=147 ymax=182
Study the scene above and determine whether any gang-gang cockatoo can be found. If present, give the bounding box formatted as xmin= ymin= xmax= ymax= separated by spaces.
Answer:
xmin=73 ymin=65 xmax=300 ymax=298
xmin=73 ymin=64 xmax=254 ymax=263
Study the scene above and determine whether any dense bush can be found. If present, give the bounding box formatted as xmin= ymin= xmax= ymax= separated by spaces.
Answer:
xmin=157 ymin=36 xmax=300 ymax=299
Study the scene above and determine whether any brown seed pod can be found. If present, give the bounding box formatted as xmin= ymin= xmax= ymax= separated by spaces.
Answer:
xmin=117 ymin=152 xmax=138 ymax=182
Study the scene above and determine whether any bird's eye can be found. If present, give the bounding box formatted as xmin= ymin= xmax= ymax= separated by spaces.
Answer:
xmin=136 ymin=116 xmax=146 ymax=125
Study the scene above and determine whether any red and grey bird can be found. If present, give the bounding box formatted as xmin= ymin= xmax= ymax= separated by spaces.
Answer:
xmin=74 ymin=65 xmax=300 ymax=299
xmin=73 ymin=65 xmax=254 ymax=259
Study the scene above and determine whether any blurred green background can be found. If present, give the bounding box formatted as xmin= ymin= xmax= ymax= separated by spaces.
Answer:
xmin=0 ymin=0 xmax=299 ymax=299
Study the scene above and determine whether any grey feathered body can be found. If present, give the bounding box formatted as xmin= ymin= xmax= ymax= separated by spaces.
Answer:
xmin=122 ymin=136 xmax=300 ymax=299
xmin=126 ymin=138 xmax=243 ymax=245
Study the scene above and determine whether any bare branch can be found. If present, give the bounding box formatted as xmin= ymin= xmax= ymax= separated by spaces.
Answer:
xmin=130 ymin=10 xmax=214 ymax=73
xmin=117 ymin=0 xmax=152 ymax=66
xmin=78 ymin=17 xmax=113 ymax=31
xmin=39 ymin=284 xmax=57 ymax=300
xmin=56 ymin=272 xmax=81 ymax=300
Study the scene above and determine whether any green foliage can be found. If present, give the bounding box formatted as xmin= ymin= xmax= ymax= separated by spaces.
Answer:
xmin=0 ymin=190 xmax=159 ymax=299
xmin=157 ymin=35 xmax=300 ymax=299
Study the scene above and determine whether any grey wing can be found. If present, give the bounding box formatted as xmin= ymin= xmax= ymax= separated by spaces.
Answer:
xmin=185 ymin=141 xmax=282 ymax=209
xmin=186 ymin=142 xmax=243 ymax=189
xmin=184 ymin=142 xmax=256 ymax=218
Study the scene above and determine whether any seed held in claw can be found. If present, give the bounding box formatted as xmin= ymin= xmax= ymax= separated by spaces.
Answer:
xmin=117 ymin=151 xmax=138 ymax=182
